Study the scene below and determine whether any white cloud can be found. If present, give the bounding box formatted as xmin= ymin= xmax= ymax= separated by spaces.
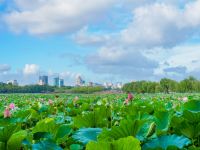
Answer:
xmin=164 ymin=45 xmax=200 ymax=72
xmin=75 ymin=1 xmax=200 ymax=49
xmin=74 ymin=27 xmax=113 ymax=46
xmin=85 ymin=46 xmax=158 ymax=80
xmin=60 ymin=71 xmax=80 ymax=79
xmin=183 ymin=0 xmax=200 ymax=27
xmin=121 ymin=0 xmax=200 ymax=48
xmin=23 ymin=64 xmax=39 ymax=75
xmin=0 ymin=64 xmax=11 ymax=74
xmin=4 ymin=0 xmax=115 ymax=35
xmin=2 ymin=0 xmax=200 ymax=82
xmin=142 ymin=44 xmax=200 ymax=78
xmin=48 ymin=70 xmax=79 ymax=79
xmin=13 ymin=0 xmax=50 ymax=10
xmin=0 ymin=64 xmax=81 ymax=85
xmin=73 ymin=0 xmax=200 ymax=81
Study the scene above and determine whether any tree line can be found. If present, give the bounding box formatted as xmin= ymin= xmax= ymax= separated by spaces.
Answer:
xmin=0 ymin=83 xmax=104 ymax=93
xmin=70 ymin=86 xmax=104 ymax=94
xmin=122 ymin=76 xmax=200 ymax=93
xmin=0 ymin=83 xmax=54 ymax=93
xmin=2 ymin=76 xmax=200 ymax=93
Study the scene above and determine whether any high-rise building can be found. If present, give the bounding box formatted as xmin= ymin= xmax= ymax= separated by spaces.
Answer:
xmin=88 ymin=82 xmax=93 ymax=86
xmin=104 ymin=82 xmax=114 ymax=89
xmin=53 ymin=77 xmax=59 ymax=87
xmin=38 ymin=76 xmax=48 ymax=85
xmin=116 ymin=82 xmax=123 ymax=89
xmin=59 ymin=79 xmax=64 ymax=87
xmin=53 ymin=77 xmax=64 ymax=87
xmin=76 ymin=75 xmax=85 ymax=86
xmin=7 ymin=80 xmax=18 ymax=86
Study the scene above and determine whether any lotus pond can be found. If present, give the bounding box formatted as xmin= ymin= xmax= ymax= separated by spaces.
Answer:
xmin=0 ymin=93 xmax=200 ymax=150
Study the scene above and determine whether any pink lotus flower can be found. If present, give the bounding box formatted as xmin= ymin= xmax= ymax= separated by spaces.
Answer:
xmin=124 ymin=99 xmax=129 ymax=105
xmin=182 ymin=97 xmax=188 ymax=102
xmin=74 ymin=96 xmax=79 ymax=101
xmin=73 ymin=96 xmax=79 ymax=104
xmin=4 ymin=107 xmax=11 ymax=118
xmin=128 ymin=93 xmax=133 ymax=101
xmin=48 ymin=99 xmax=53 ymax=105
xmin=9 ymin=103 xmax=15 ymax=110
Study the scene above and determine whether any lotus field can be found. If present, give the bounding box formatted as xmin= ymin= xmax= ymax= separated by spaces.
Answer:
xmin=0 ymin=94 xmax=200 ymax=150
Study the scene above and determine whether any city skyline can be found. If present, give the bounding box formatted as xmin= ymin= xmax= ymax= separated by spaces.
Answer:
xmin=1 ymin=1 xmax=200 ymax=84
xmin=1 ymin=74 xmax=122 ymax=87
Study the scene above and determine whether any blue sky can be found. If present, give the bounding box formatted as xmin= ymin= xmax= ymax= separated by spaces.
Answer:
xmin=1 ymin=0 xmax=200 ymax=85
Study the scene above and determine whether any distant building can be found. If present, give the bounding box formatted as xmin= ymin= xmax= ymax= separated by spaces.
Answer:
xmin=38 ymin=76 xmax=48 ymax=85
xmin=88 ymin=82 xmax=93 ymax=86
xmin=116 ymin=82 xmax=123 ymax=89
xmin=104 ymin=82 xmax=113 ymax=89
xmin=103 ymin=82 xmax=123 ymax=89
xmin=59 ymin=79 xmax=64 ymax=87
xmin=53 ymin=77 xmax=59 ymax=87
xmin=7 ymin=80 xmax=18 ymax=86
xmin=76 ymin=75 xmax=85 ymax=86
xmin=53 ymin=77 xmax=64 ymax=87
xmin=93 ymin=83 xmax=104 ymax=87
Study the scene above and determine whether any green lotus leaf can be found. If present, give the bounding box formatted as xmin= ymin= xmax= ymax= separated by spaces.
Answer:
xmin=183 ymin=110 xmax=200 ymax=123
xmin=7 ymin=130 xmax=27 ymax=150
xmin=0 ymin=124 xmax=21 ymax=142
xmin=70 ymin=144 xmax=83 ymax=150
xmin=155 ymin=111 xmax=170 ymax=131
xmin=0 ymin=142 xmax=5 ymax=150
xmin=73 ymin=106 xmax=110 ymax=128
xmin=13 ymin=109 xmax=31 ymax=122
xmin=38 ymin=105 xmax=49 ymax=113
xmin=32 ymin=118 xmax=57 ymax=134
xmin=113 ymin=136 xmax=141 ymax=150
xmin=33 ymin=132 xmax=53 ymax=140
xmin=98 ymin=118 xmax=146 ymax=141
xmin=184 ymin=100 xmax=200 ymax=112
xmin=86 ymin=136 xmax=141 ymax=150
xmin=179 ymin=121 xmax=200 ymax=139
xmin=143 ymin=134 xmax=191 ymax=150
xmin=32 ymin=140 xmax=62 ymax=150
xmin=72 ymin=128 xmax=102 ymax=145
xmin=55 ymin=124 xmax=72 ymax=143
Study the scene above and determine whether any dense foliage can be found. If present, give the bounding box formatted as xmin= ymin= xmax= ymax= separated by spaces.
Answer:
xmin=0 ymin=83 xmax=104 ymax=94
xmin=123 ymin=76 xmax=200 ymax=93
xmin=0 ymin=83 xmax=54 ymax=93
xmin=70 ymin=86 xmax=104 ymax=94
xmin=0 ymin=93 xmax=199 ymax=149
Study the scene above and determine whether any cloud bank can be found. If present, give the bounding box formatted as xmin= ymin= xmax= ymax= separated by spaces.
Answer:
xmin=1 ymin=0 xmax=200 ymax=83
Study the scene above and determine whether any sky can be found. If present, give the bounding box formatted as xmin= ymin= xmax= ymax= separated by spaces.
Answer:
xmin=1 ymin=0 xmax=200 ymax=85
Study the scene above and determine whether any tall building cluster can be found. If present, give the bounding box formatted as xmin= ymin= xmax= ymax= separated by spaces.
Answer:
xmin=7 ymin=80 xmax=18 ymax=86
xmin=53 ymin=77 xmax=64 ymax=87
xmin=38 ymin=75 xmax=65 ymax=87
xmin=75 ymin=75 xmax=123 ymax=89
xmin=1 ymin=74 xmax=123 ymax=89
xmin=76 ymin=75 xmax=85 ymax=86
xmin=38 ymin=75 xmax=48 ymax=85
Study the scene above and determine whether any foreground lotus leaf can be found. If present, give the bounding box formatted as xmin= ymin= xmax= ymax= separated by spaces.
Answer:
xmin=183 ymin=100 xmax=200 ymax=123
xmin=86 ymin=136 xmax=141 ymax=150
xmin=72 ymin=128 xmax=102 ymax=144
xmin=7 ymin=130 xmax=27 ymax=150
xmin=183 ymin=100 xmax=200 ymax=112
xmin=142 ymin=134 xmax=191 ymax=149
xmin=32 ymin=140 xmax=62 ymax=150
